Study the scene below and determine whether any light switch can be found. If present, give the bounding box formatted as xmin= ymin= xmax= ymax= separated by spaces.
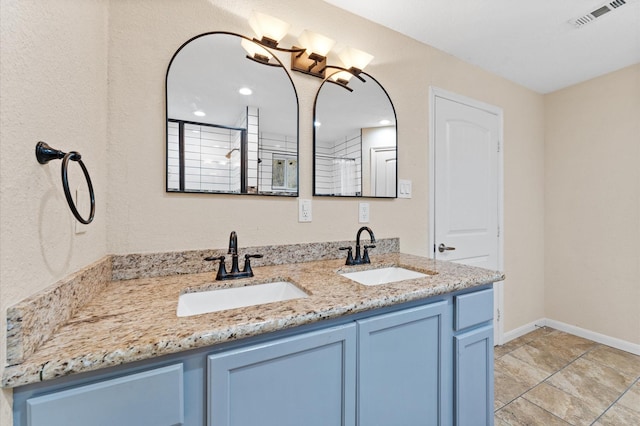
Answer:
xmin=398 ymin=179 xmax=412 ymax=199
xmin=298 ymin=199 xmax=312 ymax=222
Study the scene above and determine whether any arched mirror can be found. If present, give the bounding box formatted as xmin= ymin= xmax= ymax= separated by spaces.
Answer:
xmin=166 ymin=32 xmax=298 ymax=196
xmin=313 ymin=72 xmax=397 ymax=197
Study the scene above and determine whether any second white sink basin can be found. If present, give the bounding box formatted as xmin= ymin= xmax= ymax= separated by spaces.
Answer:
xmin=341 ymin=267 xmax=428 ymax=286
xmin=177 ymin=281 xmax=308 ymax=317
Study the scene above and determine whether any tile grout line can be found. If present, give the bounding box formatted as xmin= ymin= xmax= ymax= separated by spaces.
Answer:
xmin=494 ymin=330 xmax=555 ymax=410
xmin=589 ymin=376 xmax=640 ymax=425
xmin=494 ymin=330 xmax=607 ymax=423
xmin=519 ymin=395 xmax=574 ymax=426
xmin=496 ymin=328 xmax=640 ymax=425
xmin=529 ymin=344 xmax=608 ymax=425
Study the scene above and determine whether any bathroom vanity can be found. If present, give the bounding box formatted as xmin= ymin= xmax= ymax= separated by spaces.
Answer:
xmin=4 ymin=250 xmax=502 ymax=426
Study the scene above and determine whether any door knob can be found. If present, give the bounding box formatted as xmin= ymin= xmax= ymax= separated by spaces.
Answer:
xmin=438 ymin=243 xmax=456 ymax=253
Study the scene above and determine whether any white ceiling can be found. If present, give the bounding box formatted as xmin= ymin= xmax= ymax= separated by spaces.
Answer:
xmin=323 ymin=0 xmax=640 ymax=93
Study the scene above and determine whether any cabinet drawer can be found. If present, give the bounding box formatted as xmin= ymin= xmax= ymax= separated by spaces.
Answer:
xmin=455 ymin=288 xmax=493 ymax=331
xmin=26 ymin=364 xmax=183 ymax=426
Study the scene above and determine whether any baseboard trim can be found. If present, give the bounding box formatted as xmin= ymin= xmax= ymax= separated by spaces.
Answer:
xmin=503 ymin=318 xmax=640 ymax=355
xmin=502 ymin=318 xmax=547 ymax=343
xmin=544 ymin=319 xmax=640 ymax=356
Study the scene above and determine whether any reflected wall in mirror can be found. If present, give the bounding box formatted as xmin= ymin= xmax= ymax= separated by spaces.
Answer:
xmin=313 ymin=72 xmax=397 ymax=197
xmin=166 ymin=32 xmax=298 ymax=196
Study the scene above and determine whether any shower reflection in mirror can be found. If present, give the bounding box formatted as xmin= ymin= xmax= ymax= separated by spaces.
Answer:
xmin=167 ymin=108 xmax=297 ymax=194
xmin=314 ymin=72 xmax=397 ymax=198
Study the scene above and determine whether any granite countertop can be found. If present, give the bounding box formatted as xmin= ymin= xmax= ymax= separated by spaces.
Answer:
xmin=2 ymin=253 xmax=504 ymax=388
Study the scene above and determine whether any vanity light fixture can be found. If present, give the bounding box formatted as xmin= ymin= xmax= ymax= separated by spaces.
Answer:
xmin=324 ymin=46 xmax=372 ymax=91
xmin=291 ymin=30 xmax=336 ymax=78
xmin=332 ymin=46 xmax=372 ymax=81
xmin=240 ymin=38 xmax=277 ymax=66
xmin=338 ymin=47 xmax=374 ymax=75
xmin=244 ymin=10 xmax=306 ymax=67
xmin=248 ymin=11 xmax=291 ymax=49
xmin=247 ymin=11 xmax=373 ymax=83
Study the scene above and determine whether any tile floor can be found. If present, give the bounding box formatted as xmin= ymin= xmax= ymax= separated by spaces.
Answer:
xmin=494 ymin=327 xmax=640 ymax=425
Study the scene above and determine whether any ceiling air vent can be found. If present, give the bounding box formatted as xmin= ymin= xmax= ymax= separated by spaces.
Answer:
xmin=569 ymin=0 xmax=633 ymax=27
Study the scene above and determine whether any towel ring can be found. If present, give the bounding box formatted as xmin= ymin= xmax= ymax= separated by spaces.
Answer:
xmin=36 ymin=141 xmax=95 ymax=224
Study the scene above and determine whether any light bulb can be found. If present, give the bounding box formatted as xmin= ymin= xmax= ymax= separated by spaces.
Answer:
xmin=248 ymin=11 xmax=290 ymax=44
xmin=298 ymin=30 xmax=335 ymax=57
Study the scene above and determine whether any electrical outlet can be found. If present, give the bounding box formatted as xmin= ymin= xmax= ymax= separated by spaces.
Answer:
xmin=359 ymin=202 xmax=370 ymax=223
xmin=298 ymin=199 xmax=312 ymax=222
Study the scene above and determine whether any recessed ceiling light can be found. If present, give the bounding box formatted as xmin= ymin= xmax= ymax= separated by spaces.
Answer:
xmin=379 ymin=119 xmax=391 ymax=125
xmin=314 ymin=121 xmax=321 ymax=127
xmin=193 ymin=110 xmax=206 ymax=117
xmin=239 ymin=87 xmax=253 ymax=95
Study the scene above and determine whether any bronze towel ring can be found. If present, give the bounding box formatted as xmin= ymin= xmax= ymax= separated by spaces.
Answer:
xmin=35 ymin=141 xmax=95 ymax=224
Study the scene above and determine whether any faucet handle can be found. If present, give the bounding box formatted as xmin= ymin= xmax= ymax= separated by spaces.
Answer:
xmin=363 ymin=245 xmax=376 ymax=263
xmin=242 ymin=254 xmax=263 ymax=276
xmin=204 ymin=255 xmax=225 ymax=262
xmin=205 ymin=255 xmax=228 ymax=280
xmin=339 ymin=246 xmax=354 ymax=265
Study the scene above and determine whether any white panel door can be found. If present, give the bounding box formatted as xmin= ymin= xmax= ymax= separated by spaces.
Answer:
xmin=432 ymin=91 xmax=503 ymax=343
xmin=371 ymin=147 xmax=396 ymax=197
xmin=434 ymin=96 xmax=498 ymax=268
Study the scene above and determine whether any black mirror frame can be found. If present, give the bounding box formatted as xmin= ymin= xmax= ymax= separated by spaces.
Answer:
xmin=165 ymin=31 xmax=300 ymax=197
xmin=312 ymin=71 xmax=397 ymax=198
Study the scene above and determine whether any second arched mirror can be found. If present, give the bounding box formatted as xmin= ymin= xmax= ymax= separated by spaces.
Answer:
xmin=313 ymin=72 xmax=397 ymax=197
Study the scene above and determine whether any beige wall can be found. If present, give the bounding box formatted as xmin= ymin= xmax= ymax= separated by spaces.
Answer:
xmin=1 ymin=0 xmax=546 ymax=422
xmin=106 ymin=0 xmax=545 ymax=331
xmin=0 ymin=0 xmax=110 ymax=420
xmin=544 ymin=64 xmax=640 ymax=345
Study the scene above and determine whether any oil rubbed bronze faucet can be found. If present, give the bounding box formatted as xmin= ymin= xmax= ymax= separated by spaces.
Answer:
xmin=340 ymin=226 xmax=376 ymax=265
xmin=205 ymin=231 xmax=263 ymax=280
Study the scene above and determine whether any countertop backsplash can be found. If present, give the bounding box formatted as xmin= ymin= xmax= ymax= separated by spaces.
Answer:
xmin=6 ymin=256 xmax=113 ymax=366
xmin=111 ymin=238 xmax=400 ymax=281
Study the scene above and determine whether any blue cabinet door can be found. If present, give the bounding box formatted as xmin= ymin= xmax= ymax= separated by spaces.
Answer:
xmin=357 ymin=301 xmax=450 ymax=426
xmin=208 ymin=323 xmax=357 ymax=426
xmin=454 ymin=325 xmax=494 ymax=426
xmin=26 ymin=364 xmax=184 ymax=426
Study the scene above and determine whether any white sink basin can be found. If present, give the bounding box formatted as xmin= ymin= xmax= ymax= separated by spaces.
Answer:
xmin=340 ymin=267 xmax=428 ymax=286
xmin=177 ymin=281 xmax=308 ymax=317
